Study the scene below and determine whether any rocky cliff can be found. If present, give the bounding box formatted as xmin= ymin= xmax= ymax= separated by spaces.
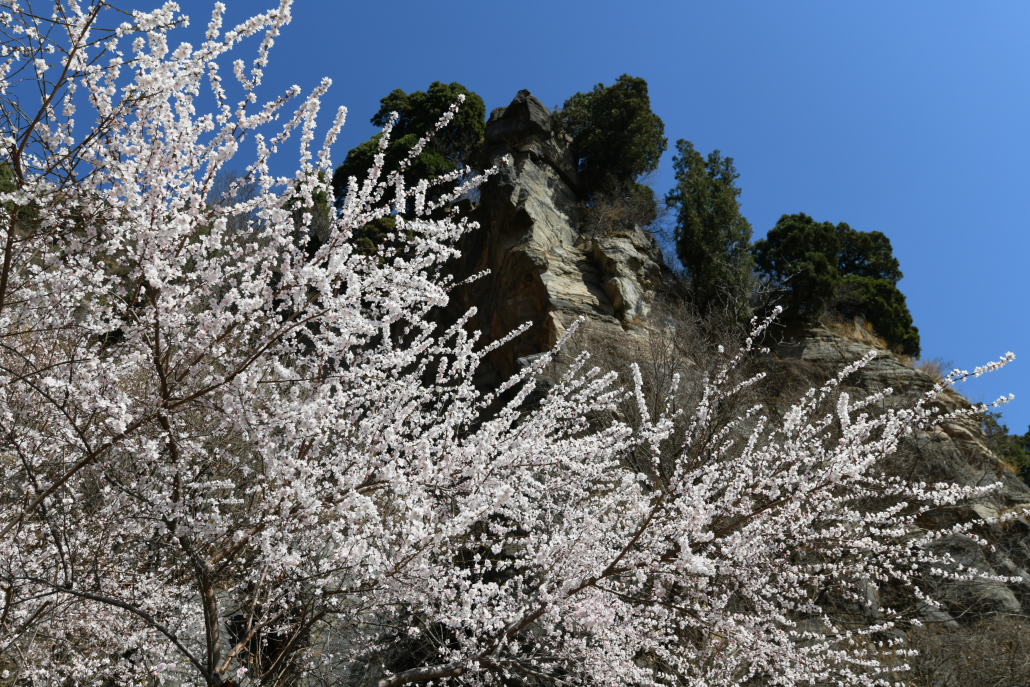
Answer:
xmin=453 ymin=90 xmax=1030 ymax=685
xmin=774 ymin=324 xmax=1030 ymax=617
xmin=452 ymin=90 xmax=678 ymax=385
xmin=767 ymin=324 xmax=1030 ymax=685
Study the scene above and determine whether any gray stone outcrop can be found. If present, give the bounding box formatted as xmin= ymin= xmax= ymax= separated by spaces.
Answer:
xmin=453 ymin=90 xmax=675 ymax=383
xmin=772 ymin=321 xmax=1030 ymax=632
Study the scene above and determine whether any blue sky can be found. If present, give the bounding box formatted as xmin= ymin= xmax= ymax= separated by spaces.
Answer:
xmin=138 ymin=0 xmax=1029 ymax=431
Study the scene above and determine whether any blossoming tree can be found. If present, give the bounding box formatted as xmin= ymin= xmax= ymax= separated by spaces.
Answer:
xmin=0 ymin=2 xmax=1019 ymax=686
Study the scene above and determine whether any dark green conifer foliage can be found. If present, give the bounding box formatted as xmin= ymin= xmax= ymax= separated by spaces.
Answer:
xmin=369 ymin=83 xmax=486 ymax=169
xmin=835 ymin=222 xmax=902 ymax=284
xmin=981 ymin=411 xmax=1030 ymax=486
xmin=836 ymin=275 xmax=920 ymax=356
xmin=0 ymin=161 xmax=15 ymax=196
xmin=752 ymin=213 xmax=921 ymax=356
xmin=333 ymin=132 xmax=456 ymax=202
xmin=331 ymin=82 xmax=485 ymax=255
xmin=0 ymin=161 xmax=39 ymax=231
xmin=553 ymin=74 xmax=667 ymax=223
xmin=332 ymin=82 xmax=485 ymax=204
xmin=753 ymin=213 xmax=840 ymax=320
xmin=351 ymin=216 xmax=398 ymax=257
xmin=665 ymin=141 xmax=754 ymax=317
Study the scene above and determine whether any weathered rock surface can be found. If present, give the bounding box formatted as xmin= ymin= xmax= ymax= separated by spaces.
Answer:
xmin=456 ymin=91 xmax=1030 ymax=571
xmin=453 ymin=90 xmax=676 ymax=382
xmin=922 ymin=534 xmax=1023 ymax=616
xmin=772 ymin=322 xmax=1030 ymax=633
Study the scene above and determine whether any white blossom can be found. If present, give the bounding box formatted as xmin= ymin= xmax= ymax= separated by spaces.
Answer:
xmin=0 ymin=3 xmax=1020 ymax=687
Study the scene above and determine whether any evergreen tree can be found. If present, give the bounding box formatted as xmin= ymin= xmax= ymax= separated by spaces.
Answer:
xmin=553 ymin=74 xmax=667 ymax=223
xmin=369 ymin=82 xmax=486 ymax=170
xmin=753 ymin=213 xmax=840 ymax=320
xmin=666 ymin=140 xmax=754 ymax=317
xmin=332 ymin=82 xmax=485 ymax=254
xmin=753 ymin=213 xmax=921 ymax=356
xmin=835 ymin=222 xmax=902 ymax=284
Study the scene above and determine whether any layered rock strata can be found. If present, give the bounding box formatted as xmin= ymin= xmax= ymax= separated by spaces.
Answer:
xmin=452 ymin=90 xmax=676 ymax=385
xmin=773 ymin=323 xmax=1030 ymax=625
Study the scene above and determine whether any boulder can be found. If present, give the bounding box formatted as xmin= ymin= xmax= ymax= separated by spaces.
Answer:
xmin=920 ymin=534 xmax=1023 ymax=616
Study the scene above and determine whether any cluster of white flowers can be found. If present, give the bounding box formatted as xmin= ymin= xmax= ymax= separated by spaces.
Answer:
xmin=0 ymin=3 xmax=1021 ymax=687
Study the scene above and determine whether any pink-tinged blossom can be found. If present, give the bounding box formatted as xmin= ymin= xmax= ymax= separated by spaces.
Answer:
xmin=0 ymin=3 xmax=1023 ymax=687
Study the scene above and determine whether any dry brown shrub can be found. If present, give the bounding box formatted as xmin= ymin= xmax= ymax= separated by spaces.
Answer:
xmin=912 ymin=357 xmax=953 ymax=384
xmin=562 ymin=297 xmax=765 ymax=487
xmin=820 ymin=312 xmax=892 ymax=351
xmin=581 ymin=192 xmax=647 ymax=237
xmin=580 ymin=174 xmax=669 ymax=239
xmin=905 ymin=616 xmax=1030 ymax=687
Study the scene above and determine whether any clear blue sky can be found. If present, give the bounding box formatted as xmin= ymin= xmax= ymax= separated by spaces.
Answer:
xmin=138 ymin=0 xmax=1029 ymax=432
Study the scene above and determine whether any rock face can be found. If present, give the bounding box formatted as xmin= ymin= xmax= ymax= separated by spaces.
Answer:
xmin=453 ymin=90 xmax=676 ymax=384
xmin=773 ymin=323 xmax=1030 ymax=625
xmin=456 ymin=90 xmax=1030 ymax=569
xmin=765 ymin=324 xmax=1030 ymax=684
